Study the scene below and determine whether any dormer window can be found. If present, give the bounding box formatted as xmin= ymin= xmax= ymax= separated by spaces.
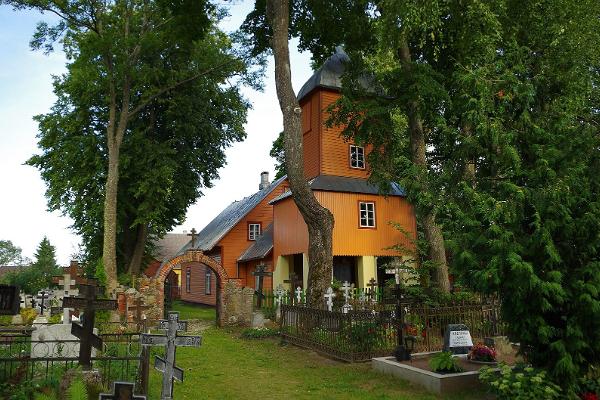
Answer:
xmin=350 ymin=145 xmax=365 ymax=169
xmin=248 ymin=223 xmax=261 ymax=241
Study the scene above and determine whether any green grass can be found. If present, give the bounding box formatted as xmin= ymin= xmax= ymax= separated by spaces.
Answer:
xmin=170 ymin=300 xmax=216 ymax=321
xmin=148 ymin=327 xmax=487 ymax=400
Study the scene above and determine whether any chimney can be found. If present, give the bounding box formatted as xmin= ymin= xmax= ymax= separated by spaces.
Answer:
xmin=259 ymin=171 xmax=270 ymax=190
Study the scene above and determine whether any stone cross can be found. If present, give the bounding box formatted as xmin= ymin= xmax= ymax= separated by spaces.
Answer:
xmin=129 ymin=297 xmax=150 ymax=330
xmin=273 ymin=284 xmax=286 ymax=320
xmin=367 ymin=278 xmax=378 ymax=303
xmin=187 ymin=228 xmax=198 ymax=248
xmin=324 ymin=287 xmax=335 ymax=312
xmin=54 ymin=273 xmax=79 ymax=324
xmin=140 ymin=311 xmax=201 ymax=400
xmin=99 ymin=381 xmax=146 ymax=400
xmin=251 ymin=264 xmax=272 ymax=308
xmin=295 ymin=286 xmax=303 ymax=305
xmin=62 ymin=281 xmax=117 ymax=368
xmin=284 ymin=272 xmax=301 ymax=304
xmin=341 ymin=281 xmax=353 ymax=303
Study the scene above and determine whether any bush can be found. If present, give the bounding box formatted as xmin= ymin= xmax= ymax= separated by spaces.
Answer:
xmin=468 ymin=343 xmax=497 ymax=362
xmin=48 ymin=314 xmax=61 ymax=324
xmin=240 ymin=327 xmax=279 ymax=339
xmin=20 ymin=307 xmax=38 ymax=325
xmin=479 ymin=363 xmax=562 ymax=399
xmin=0 ymin=315 xmax=13 ymax=325
xmin=429 ymin=351 xmax=463 ymax=373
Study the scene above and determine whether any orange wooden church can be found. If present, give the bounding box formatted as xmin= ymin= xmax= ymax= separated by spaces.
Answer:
xmin=177 ymin=49 xmax=416 ymax=305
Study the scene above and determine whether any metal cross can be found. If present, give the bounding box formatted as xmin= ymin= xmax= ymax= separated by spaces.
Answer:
xmin=341 ymin=281 xmax=353 ymax=303
xmin=37 ymin=290 xmax=47 ymax=316
xmin=140 ymin=311 xmax=201 ymax=400
xmin=62 ymin=281 xmax=117 ymax=369
xmin=251 ymin=264 xmax=272 ymax=308
xmin=324 ymin=287 xmax=336 ymax=312
xmin=295 ymin=286 xmax=303 ymax=305
xmin=367 ymin=278 xmax=378 ymax=303
xmin=284 ymin=272 xmax=301 ymax=304
xmin=99 ymin=381 xmax=146 ymax=400
xmin=187 ymin=228 xmax=198 ymax=248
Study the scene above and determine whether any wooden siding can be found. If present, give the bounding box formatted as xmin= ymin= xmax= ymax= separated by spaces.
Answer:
xmin=179 ymin=262 xmax=217 ymax=306
xmin=240 ymin=257 xmax=274 ymax=291
xmin=301 ymin=93 xmax=321 ymax=179
xmin=216 ymin=181 xmax=287 ymax=286
xmin=273 ymin=191 xmax=416 ymax=263
xmin=319 ymin=90 xmax=372 ymax=179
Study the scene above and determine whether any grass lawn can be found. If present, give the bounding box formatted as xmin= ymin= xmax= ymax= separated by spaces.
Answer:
xmin=149 ymin=302 xmax=488 ymax=400
xmin=170 ymin=300 xmax=216 ymax=321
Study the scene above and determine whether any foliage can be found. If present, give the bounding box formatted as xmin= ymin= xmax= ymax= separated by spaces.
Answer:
xmin=0 ymin=240 xmax=30 ymax=266
xmin=429 ymin=351 xmax=463 ymax=373
xmin=0 ymin=315 xmax=13 ymax=325
xmin=468 ymin=343 xmax=497 ymax=363
xmin=578 ymin=375 xmax=600 ymax=399
xmin=67 ymin=378 xmax=87 ymax=400
xmin=480 ymin=363 xmax=563 ymax=400
xmin=269 ymin=131 xmax=286 ymax=179
xmin=47 ymin=314 xmax=61 ymax=324
xmin=240 ymin=327 xmax=279 ymax=339
xmin=20 ymin=307 xmax=38 ymax=325
xmin=344 ymin=322 xmax=387 ymax=351
xmin=3 ymin=237 xmax=60 ymax=294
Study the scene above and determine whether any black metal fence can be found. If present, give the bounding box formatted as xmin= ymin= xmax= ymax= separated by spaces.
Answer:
xmin=0 ymin=329 xmax=149 ymax=396
xmin=280 ymin=303 xmax=504 ymax=362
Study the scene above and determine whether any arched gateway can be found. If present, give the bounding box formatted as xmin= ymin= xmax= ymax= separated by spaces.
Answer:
xmin=155 ymin=250 xmax=232 ymax=326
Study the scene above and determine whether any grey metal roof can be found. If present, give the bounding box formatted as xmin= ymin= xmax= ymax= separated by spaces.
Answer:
xmin=177 ymin=175 xmax=287 ymax=254
xmin=237 ymin=223 xmax=273 ymax=262
xmin=297 ymin=46 xmax=376 ymax=102
xmin=269 ymin=175 xmax=406 ymax=204
xmin=152 ymin=234 xmax=190 ymax=262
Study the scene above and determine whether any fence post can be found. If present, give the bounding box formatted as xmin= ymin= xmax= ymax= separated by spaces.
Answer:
xmin=139 ymin=342 xmax=150 ymax=395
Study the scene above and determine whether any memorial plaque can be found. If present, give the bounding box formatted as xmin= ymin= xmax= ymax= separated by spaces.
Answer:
xmin=0 ymin=285 xmax=20 ymax=315
xmin=443 ymin=324 xmax=473 ymax=354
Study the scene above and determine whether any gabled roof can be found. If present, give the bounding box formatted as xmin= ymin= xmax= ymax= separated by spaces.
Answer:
xmin=178 ymin=175 xmax=287 ymax=254
xmin=269 ymin=175 xmax=406 ymax=205
xmin=0 ymin=265 xmax=26 ymax=278
xmin=237 ymin=223 xmax=273 ymax=263
xmin=152 ymin=233 xmax=190 ymax=262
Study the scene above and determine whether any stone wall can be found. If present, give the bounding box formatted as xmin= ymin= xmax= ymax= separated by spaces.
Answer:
xmin=222 ymin=280 xmax=254 ymax=327
xmin=137 ymin=276 xmax=163 ymax=323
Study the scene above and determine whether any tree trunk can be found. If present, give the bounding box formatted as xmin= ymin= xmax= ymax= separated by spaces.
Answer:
xmin=103 ymin=136 xmax=120 ymax=292
xmin=267 ymin=0 xmax=335 ymax=308
xmin=398 ymin=39 xmax=450 ymax=293
xmin=127 ymin=223 xmax=148 ymax=276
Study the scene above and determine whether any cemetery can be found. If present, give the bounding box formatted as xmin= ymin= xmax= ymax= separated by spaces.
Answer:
xmin=0 ymin=0 xmax=599 ymax=399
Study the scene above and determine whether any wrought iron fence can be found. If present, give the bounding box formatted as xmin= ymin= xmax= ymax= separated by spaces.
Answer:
xmin=280 ymin=302 xmax=504 ymax=362
xmin=0 ymin=330 xmax=149 ymax=396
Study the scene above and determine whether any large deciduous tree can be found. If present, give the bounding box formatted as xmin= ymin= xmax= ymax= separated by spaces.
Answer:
xmin=265 ymin=0 xmax=334 ymax=307
xmin=5 ymin=0 xmax=256 ymax=289
xmin=0 ymin=240 xmax=29 ymax=266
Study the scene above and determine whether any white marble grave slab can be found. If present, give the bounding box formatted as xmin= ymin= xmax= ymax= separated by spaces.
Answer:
xmin=31 ymin=323 xmax=98 ymax=358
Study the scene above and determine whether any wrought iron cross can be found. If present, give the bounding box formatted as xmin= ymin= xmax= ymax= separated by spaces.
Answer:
xmin=273 ymin=284 xmax=286 ymax=306
xmin=295 ymin=287 xmax=303 ymax=304
xmin=62 ymin=281 xmax=117 ymax=369
xmin=140 ymin=311 xmax=201 ymax=400
xmin=284 ymin=272 xmax=301 ymax=304
xmin=324 ymin=287 xmax=335 ymax=312
xmin=99 ymin=381 xmax=146 ymax=400
xmin=341 ymin=281 xmax=353 ymax=303
xmin=367 ymin=278 xmax=378 ymax=303
xmin=37 ymin=290 xmax=48 ymax=316
xmin=251 ymin=264 xmax=272 ymax=308
xmin=187 ymin=228 xmax=198 ymax=248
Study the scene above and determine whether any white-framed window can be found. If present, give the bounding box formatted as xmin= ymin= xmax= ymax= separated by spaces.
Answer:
xmin=350 ymin=145 xmax=365 ymax=169
xmin=248 ymin=223 xmax=261 ymax=240
xmin=359 ymin=202 xmax=376 ymax=228
xmin=185 ymin=268 xmax=191 ymax=293
xmin=205 ymin=269 xmax=212 ymax=295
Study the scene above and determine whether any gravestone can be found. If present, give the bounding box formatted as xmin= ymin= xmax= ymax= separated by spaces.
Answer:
xmin=324 ymin=287 xmax=335 ymax=312
xmin=0 ymin=285 xmax=20 ymax=315
xmin=273 ymin=284 xmax=286 ymax=320
xmin=443 ymin=324 xmax=473 ymax=355
xmin=99 ymin=381 xmax=146 ymax=400
xmin=53 ymin=273 xmax=79 ymax=324
xmin=140 ymin=312 xmax=201 ymax=400
xmin=340 ymin=281 xmax=353 ymax=314
xmin=295 ymin=287 xmax=303 ymax=305
xmin=31 ymin=323 xmax=98 ymax=358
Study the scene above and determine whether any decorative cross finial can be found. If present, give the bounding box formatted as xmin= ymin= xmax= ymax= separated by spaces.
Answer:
xmin=274 ymin=284 xmax=286 ymax=306
xmin=324 ymin=287 xmax=336 ymax=312
xmin=295 ymin=286 xmax=303 ymax=304
xmin=187 ymin=228 xmax=198 ymax=248
xmin=341 ymin=281 xmax=352 ymax=303
xmin=99 ymin=381 xmax=146 ymax=400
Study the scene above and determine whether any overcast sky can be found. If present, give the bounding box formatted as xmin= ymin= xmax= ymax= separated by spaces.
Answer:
xmin=0 ymin=1 xmax=313 ymax=265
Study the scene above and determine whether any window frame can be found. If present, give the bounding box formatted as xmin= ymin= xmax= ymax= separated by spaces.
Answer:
xmin=248 ymin=222 xmax=262 ymax=241
xmin=205 ymin=269 xmax=212 ymax=295
xmin=185 ymin=268 xmax=191 ymax=293
xmin=358 ymin=201 xmax=376 ymax=228
xmin=349 ymin=145 xmax=366 ymax=169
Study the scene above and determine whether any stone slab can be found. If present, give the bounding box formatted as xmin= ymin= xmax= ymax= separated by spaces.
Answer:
xmin=31 ymin=323 xmax=98 ymax=358
xmin=372 ymin=353 xmax=483 ymax=395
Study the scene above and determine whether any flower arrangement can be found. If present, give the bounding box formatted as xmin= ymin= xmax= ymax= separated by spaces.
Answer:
xmin=468 ymin=343 xmax=497 ymax=362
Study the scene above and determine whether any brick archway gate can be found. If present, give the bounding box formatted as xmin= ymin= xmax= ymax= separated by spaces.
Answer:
xmin=155 ymin=250 xmax=231 ymax=326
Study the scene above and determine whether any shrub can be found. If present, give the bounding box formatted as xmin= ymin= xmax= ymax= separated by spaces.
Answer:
xmin=429 ymin=351 xmax=464 ymax=373
xmin=240 ymin=327 xmax=279 ymax=339
xmin=344 ymin=321 xmax=387 ymax=351
xmin=0 ymin=315 xmax=13 ymax=325
xmin=468 ymin=343 xmax=497 ymax=362
xmin=48 ymin=314 xmax=61 ymax=324
xmin=20 ymin=307 xmax=38 ymax=325
xmin=67 ymin=378 xmax=87 ymax=400
xmin=479 ymin=363 xmax=562 ymax=399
